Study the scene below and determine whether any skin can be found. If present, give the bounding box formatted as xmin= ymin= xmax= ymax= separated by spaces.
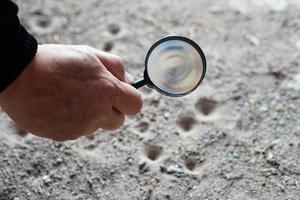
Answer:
xmin=0 ymin=44 xmax=142 ymax=141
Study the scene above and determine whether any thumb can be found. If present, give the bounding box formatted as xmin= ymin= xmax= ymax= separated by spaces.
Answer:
xmin=113 ymin=81 xmax=143 ymax=115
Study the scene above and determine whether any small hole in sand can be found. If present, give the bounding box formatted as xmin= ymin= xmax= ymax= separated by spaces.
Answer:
xmin=108 ymin=23 xmax=121 ymax=35
xmin=185 ymin=159 xmax=196 ymax=171
xmin=84 ymin=143 xmax=97 ymax=150
xmin=146 ymin=145 xmax=163 ymax=161
xmin=37 ymin=18 xmax=51 ymax=28
xmin=195 ymin=98 xmax=217 ymax=116
xmin=103 ymin=41 xmax=114 ymax=52
xmin=177 ymin=116 xmax=196 ymax=132
xmin=32 ymin=10 xmax=43 ymax=16
xmin=15 ymin=128 xmax=27 ymax=137
xmin=136 ymin=121 xmax=149 ymax=133
xmin=86 ymin=134 xmax=95 ymax=140
xmin=150 ymin=99 xmax=160 ymax=107
xmin=268 ymin=70 xmax=286 ymax=80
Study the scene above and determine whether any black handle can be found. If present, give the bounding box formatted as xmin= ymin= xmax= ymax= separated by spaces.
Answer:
xmin=132 ymin=78 xmax=146 ymax=89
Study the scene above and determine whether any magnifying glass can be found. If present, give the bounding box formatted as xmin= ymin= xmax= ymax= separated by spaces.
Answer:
xmin=132 ymin=36 xmax=206 ymax=97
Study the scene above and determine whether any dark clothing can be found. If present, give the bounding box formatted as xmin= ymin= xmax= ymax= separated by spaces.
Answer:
xmin=0 ymin=0 xmax=37 ymax=93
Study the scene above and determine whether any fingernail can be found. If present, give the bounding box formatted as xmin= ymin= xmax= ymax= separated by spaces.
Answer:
xmin=125 ymin=72 xmax=134 ymax=84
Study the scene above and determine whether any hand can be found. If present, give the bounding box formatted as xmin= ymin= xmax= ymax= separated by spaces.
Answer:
xmin=0 ymin=45 xmax=142 ymax=141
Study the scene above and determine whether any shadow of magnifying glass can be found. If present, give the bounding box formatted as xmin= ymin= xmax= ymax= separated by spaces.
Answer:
xmin=132 ymin=36 xmax=207 ymax=97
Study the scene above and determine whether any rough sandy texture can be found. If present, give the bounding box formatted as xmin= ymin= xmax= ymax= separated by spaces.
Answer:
xmin=1 ymin=0 xmax=300 ymax=199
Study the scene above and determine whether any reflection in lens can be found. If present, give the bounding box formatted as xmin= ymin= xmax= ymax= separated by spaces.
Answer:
xmin=147 ymin=39 xmax=204 ymax=95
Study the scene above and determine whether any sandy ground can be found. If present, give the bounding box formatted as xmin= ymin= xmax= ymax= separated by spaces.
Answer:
xmin=1 ymin=0 xmax=300 ymax=199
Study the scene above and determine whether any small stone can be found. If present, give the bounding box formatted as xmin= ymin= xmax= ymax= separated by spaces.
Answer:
xmin=43 ymin=175 xmax=51 ymax=184
xmin=266 ymin=154 xmax=280 ymax=168
xmin=286 ymin=74 xmax=300 ymax=91
xmin=126 ymin=157 xmax=133 ymax=165
xmin=52 ymin=158 xmax=63 ymax=167
xmin=223 ymin=172 xmax=242 ymax=180
xmin=296 ymin=41 xmax=300 ymax=50
xmin=164 ymin=112 xmax=170 ymax=119
xmin=294 ymin=127 xmax=300 ymax=137
xmin=208 ymin=5 xmax=224 ymax=13
xmin=245 ymin=35 xmax=260 ymax=46
xmin=166 ymin=165 xmax=183 ymax=175
xmin=79 ymin=186 xmax=86 ymax=192
xmin=259 ymin=106 xmax=268 ymax=112
xmin=138 ymin=161 xmax=149 ymax=174
xmin=270 ymin=112 xmax=279 ymax=120
xmin=142 ymin=189 xmax=153 ymax=200
xmin=278 ymin=119 xmax=285 ymax=126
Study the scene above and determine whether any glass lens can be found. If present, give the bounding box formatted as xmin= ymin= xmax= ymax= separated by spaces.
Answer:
xmin=146 ymin=39 xmax=204 ymax=95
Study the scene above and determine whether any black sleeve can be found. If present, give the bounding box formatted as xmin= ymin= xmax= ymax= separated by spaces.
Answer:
xmin=0 ymin=0 xmax=38 ymax=93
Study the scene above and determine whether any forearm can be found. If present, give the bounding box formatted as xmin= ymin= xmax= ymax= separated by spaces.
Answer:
xmin=0 ymin=0 xmax=38 ymax=93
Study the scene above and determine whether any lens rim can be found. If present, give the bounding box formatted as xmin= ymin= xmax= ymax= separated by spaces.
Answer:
xmin=144 ymin=35 xmax=207 ymax=97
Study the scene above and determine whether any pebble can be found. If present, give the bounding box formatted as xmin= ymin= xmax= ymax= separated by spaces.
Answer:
xmin=245 ymin=35 xmax=260 ymax=46
xmin=223 ymin=172 xmax=242 ymax=180
xmin=208 ymin=5 xmax=224 ymax=13
xmin=259 ymin=106 xmax=268 ymax=112
xmin=270 ymin=112 xmax=279 ymax=120
xmin=42 ymin=175 xmax=51 ymax=184
xmin=126 ymin=157 xmax=133 ymax=165
xmin=286 ymin=74 xmax=300 ymax=91
xmin=164 ymin=112 xmax=170 ymax=119
xmin=138 ymin=161 xmax=149 ymax=174
xmin=166 ymin=165 xmax=184 ymax=176
xmin=294 ymin=127 xmax=300 ymax=137
xmin=296 ymin=41 xmax=300 ymax=50
xmin=53 ymin=158 xmax=63 ymax=166
xmin=142 ymin=189 xmax=153 ymax=200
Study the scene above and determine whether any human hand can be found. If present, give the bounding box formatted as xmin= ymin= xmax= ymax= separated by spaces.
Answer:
xmin=0 ymin=44 xmax=142 ymax=141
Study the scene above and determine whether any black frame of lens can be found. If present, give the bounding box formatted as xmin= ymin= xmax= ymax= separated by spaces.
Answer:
xmin=144 ymin=35 xmax=207 ymax=97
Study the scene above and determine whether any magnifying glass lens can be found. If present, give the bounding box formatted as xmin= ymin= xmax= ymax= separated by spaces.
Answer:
xmin=147 ymin=39 xmax=204 ymax=95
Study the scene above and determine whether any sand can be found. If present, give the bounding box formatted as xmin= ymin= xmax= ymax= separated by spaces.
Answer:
xmin=1 ymin=0 xmax=300 ymax=199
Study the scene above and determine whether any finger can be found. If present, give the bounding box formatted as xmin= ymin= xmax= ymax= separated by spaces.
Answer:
xmin=93 ymin=50 xmax=125 ymax=82
xmin=125 ymin=72 xmax=134 ymax=84
xmin=101 ymin=109 xmax=125 ymax=130
xmin=113 ymin=81 xmax=143 ymax=115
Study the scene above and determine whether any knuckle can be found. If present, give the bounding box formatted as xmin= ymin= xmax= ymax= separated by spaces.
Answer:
xmin=79 ymin=45 xmax=92 ymax=51
xmin=114 ymin=55 xmax=124 ymax=66
xmin=114 ymin=56 xmax=125 ymax=71
xmin=100 ymin=78 xmax=118 ymax=97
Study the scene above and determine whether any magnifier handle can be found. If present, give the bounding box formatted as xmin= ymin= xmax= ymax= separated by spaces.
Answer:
xmin=132 ymin=78 xmax=147 ymax=89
